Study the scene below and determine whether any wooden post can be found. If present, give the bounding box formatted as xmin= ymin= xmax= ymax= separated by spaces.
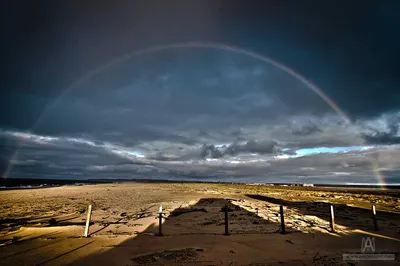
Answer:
xmin=158 ymin=205 xmax=163 ymax=237
xmin=256 ymin=208 xmax=259 ymax=216
xmin=224 ymin=205 xmax=229 ymax=236
xmin=372 ymin=205 xmax=378 ymax=231
xmin=84 ymin=204 xmax=92 ymax=237
xmin=280 ymin=205 xmax=285 ymax=234
xmin=329 ymin=204 xmax=335 ymax=233
xmin=158 ymin=213 xmax=163 ymax=236
xmin=220 ymin=205 xmax=232 ymax=235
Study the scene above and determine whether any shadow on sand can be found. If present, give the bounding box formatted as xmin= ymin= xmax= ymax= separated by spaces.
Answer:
xmin=6 ymin=197 xmax=399 ymax=265
xmin=72 ymin=198 xmax=318 ymax=265
xmin=246 ymin=194 xmax=400 ymax=231
xmin=0 ymin=213 xmax=90 ymax=232
xmin=88 ymin=205 xmax=155 ymax=236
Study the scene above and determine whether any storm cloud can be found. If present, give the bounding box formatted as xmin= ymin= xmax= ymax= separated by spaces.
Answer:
xmin=1 ymin=1 xmax=399 ymax=184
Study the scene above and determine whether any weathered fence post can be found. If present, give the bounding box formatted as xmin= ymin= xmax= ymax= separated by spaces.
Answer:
xmin=279 ymin=205 xmax=285 ymax=234
xmin=372 ymin=205 xmax=378 ymax=231
xmin=158 ymin=205 xmax=163 ymax=237
xmin=224 ymin=205 xmax=229 ymax=235
xmin=220 ymin=204 xmax=232 ymax=235
xmin=329 ymin=204 xmax=335 ymax=233
xmin=84 ymin=204 xmax=92 ymax=237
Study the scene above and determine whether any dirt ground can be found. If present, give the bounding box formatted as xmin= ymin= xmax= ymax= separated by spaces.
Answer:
xmin=0 ymin=182 xmax=399 ymax=265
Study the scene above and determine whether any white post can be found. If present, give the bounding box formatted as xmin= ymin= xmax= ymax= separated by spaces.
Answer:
xmin=84 ymin=204 xmax=92 ymax=237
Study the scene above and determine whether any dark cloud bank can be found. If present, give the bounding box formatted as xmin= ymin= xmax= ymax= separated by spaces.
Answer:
xmin=0 ymin=1 xmax=399 ymax=184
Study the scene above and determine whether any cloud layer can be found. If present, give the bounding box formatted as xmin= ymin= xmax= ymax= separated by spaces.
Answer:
xmin=2 ymin=110 xmax=399 ymax=184
xmin=1 ymin=48 xmax=399 ymax=184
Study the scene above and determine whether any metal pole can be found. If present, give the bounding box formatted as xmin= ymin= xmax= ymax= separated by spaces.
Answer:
xmin=84 ymin=204 xmax=92 ymax=237
xmin=329 ymin=204 xmax=335 ymax=233
xmin=372 ymin=205 xmax=378 ymax=231
xmin=280 ymin=205 xmax=285 ymax=234
xmin=224 ymin=205 xmax=229 ymax=235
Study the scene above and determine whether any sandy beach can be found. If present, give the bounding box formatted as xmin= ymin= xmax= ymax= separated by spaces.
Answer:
xmin=0 ymin=182 xmax=399 ymax=265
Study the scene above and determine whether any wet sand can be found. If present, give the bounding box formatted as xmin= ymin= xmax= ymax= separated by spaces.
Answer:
xmin=0 ymin=182 xmax=399 ymax=265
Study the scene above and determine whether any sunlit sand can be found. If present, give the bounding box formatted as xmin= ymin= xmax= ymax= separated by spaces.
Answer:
xmin=1 ymin=183 xmax=399 ymax=265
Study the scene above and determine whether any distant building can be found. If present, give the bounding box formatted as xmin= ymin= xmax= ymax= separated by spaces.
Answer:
xmin=291 ymin=183 xmax=314 ymax=187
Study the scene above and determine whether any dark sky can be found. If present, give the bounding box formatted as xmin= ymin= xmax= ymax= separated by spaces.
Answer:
xmin=1 ymin=0 xmax=399 ymax=183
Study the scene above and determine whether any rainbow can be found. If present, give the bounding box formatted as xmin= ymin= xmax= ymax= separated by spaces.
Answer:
xmin=4 ymin=42 xmax=386 ymax=188
xmin=34 ymin=42 xmax=352 ymax=126
xmin=371 ymin=158 xmax=387 ymax=189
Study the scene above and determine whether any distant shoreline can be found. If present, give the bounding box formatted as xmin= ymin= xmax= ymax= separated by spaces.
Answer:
xmin=1 ymin=177 xmax=400 ymax=191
